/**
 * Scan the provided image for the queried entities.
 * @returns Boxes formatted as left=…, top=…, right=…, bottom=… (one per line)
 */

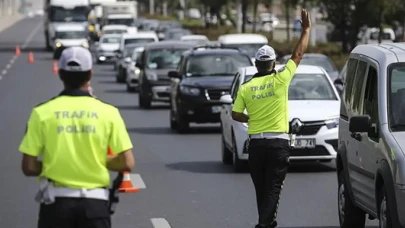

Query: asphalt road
left=0, top=17, right=377, bottom=228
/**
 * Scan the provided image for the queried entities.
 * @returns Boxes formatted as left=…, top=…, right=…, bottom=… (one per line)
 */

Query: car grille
left=205, top=88, right=229, bottom=100
left=289, top=121, right=324, bottom=136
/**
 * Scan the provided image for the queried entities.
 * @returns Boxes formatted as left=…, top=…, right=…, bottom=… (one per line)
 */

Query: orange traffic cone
left=28, top=52, right=34, bottom=63
left=52, top=60, right=58, bottom=74
left=119, top=172, right=139, bottom=193
left=15, top=45, right=20, bottom=56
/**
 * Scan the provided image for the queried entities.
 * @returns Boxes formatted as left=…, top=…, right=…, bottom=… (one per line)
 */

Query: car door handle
left=350, top=133, right=362, bottom=141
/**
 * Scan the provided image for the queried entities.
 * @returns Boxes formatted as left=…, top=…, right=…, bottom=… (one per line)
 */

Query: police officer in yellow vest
left=19, top=46, right=135, bottom=228
left=231, top=9, right=311, bottom=228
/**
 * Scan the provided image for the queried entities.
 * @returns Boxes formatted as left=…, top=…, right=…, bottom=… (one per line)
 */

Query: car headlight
left=325, top=116, right=339, bottom=129
left=180, top=85, right=200, bottom=96
left=55, top=42, right=62, bottom=48
left=146, top=72, right=157, bottom=80
left=134, top=68, right=141, bottom=75
left=81, top=41, right=89, bottom=48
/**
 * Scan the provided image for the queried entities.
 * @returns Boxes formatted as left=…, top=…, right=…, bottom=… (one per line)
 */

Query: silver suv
left=337, top=43, right=405, bottom=228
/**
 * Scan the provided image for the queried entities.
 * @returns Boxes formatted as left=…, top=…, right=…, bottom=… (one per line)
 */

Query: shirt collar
left=252, top=69, right=277, bottom=78
left=59, top=89, right=92, bottom=97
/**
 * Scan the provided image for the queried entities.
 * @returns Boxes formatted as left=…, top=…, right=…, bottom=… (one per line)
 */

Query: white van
left=53, top=23, right=89, bottom=51
left=118, top=32, right=159, bottom=52
left=218, top=33, right=268, bottom=63
left=358, top=27, right=395, bottom=44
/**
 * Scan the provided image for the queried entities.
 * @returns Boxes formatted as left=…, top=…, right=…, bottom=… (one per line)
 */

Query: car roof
left=181, top=35, right=208, bottom=40
left=184, top=48, right=243, bottom=56
left=144, top=41, right=195, bottom=50
left=218, top=33, right=268, bottom=44
left=351, top=43, right=405, bottom=63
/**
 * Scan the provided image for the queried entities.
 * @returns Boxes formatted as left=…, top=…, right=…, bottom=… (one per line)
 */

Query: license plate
left=211, top=106, right=222, bottom=113
left=295, top=139, right=316, bottom=149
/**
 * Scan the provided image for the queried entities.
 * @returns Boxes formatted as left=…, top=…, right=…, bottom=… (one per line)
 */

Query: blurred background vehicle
left=218, top=34, right=268, bottom=63
left=116, top=43, right=144, bottom=83
left=164, top=28, right=192, bottom=41
left=126, top=46, right=145, bottom=92
left=280, top=53, right=340, bottom=81
left=220, top=64, right=340, bottom=172
left=180, top=35, right=209, bottom=45
left=155, top=21, right=182, bottom=40
left=101, top=24, right=129, bottom=35
left=95, top=34, right=121, bottom=64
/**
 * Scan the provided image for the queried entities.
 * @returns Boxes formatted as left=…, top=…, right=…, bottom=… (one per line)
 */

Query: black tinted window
left=390, top=65, right=405, bottom=129
left=124, top=38, right=155, bottom=45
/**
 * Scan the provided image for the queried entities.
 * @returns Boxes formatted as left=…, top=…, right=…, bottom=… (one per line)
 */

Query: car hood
left=99, top=43, right=119, bottom=51
left=288, top=100, right=340, bottom=121
left=146, top=69, right=174, bottom=80
left=56, top=39, right=87, bottom=47
left=181, top=76, right=234, bottom=89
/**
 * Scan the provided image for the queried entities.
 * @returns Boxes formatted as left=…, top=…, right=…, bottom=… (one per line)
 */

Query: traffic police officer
left=19, top=46, right=135, bottom=228
left=231, top=9, right=311, bottom=228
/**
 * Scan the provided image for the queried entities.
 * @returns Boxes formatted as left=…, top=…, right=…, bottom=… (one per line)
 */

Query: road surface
left=0, top=17, right=377, bottom=228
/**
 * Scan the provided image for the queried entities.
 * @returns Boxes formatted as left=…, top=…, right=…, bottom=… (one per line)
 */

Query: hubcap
left=379, top=197, right=387, bottom=228
left=338, top=183, right=346, bottom=224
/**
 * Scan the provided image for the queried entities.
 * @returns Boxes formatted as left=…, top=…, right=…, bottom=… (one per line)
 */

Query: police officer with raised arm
left=19, top=46, right=135, bottom=228
left=231, top=9, right=311, bottom=228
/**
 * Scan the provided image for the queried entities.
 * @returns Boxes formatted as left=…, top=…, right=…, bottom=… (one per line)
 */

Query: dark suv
left=168, top=46, right=254, bottom=133
left=135, top=41, right=196, bottom=108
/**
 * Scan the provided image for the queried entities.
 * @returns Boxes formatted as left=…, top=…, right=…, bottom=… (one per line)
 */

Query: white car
left=218, top=34, right=268, bottom=63
left=101, top=25, right=129, bottom=36
left=126, top=47, right=144, bottom=92
left=95, top=34, right=121, bottom=63
left=118, top=32, right=159, bottom=53
left=53, top=24, right=89, bottom=50
left=220, top=65, right=340, bottom=172
left=180, top=35, right=209, bottom=45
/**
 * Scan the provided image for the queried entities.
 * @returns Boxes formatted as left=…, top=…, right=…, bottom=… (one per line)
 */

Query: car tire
left=176, top=110, right=189, bottom=133
left=170, top=108, right=177, bottom=130
left=232, top=134, right=246, bottom=172
left=221, top=130, right=233, bottom=165
left=378, top=185, right=392, bottom=228
left=138, top=90, right=151, bottom=109
left=338, top=171, right=366, bottom=228
left=126, top=83, right=136, bottom=93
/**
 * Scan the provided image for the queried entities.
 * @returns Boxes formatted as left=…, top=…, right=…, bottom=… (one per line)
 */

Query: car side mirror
left=168, top=71, right=180, bottom=78
left=334, top=78, right=343, bottom=86
left=219, top=94, right=232, bottom=104
left=349, top=115, right=371, bottom=133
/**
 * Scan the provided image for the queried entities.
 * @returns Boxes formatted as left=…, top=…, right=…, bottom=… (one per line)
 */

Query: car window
left=230, top=72, right=240, bottom=99
left=55, top=31, right=86, bottom=39
left=124, top=38, right=156, bottom=45
left=389, top=65, right=405, bottom=129
left=185, top=54, right=252, bottom=76
left=351, top=60, right=368, bottom=113
left=221, top=43, right=265, bottom=57
left=146, top=49, right=187, bottom=69
left=370, top=32, right=392, bottom=40
left=101, top=37, right=120, bottom=43
left=299, top=57, right=336, bottom=72
left=132, top=49, right=143, bottom=60
left=343, top=58, right=358, bottom=105
left=124, top=47, right=138, bottom=58
left=362, top=66, right=378, bottom=136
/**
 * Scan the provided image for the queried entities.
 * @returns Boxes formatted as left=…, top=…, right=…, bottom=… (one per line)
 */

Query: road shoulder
left=0, top=14, right=25, bottom=33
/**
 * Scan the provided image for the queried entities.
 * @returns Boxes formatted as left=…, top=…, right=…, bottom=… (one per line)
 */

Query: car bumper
left=148, top=81, right=171, bottom=102
left=126, top=71, right=140, bottom=88
left=235, top=124, right=338, bottom=161
left=178, top=96, right=225, bottom=123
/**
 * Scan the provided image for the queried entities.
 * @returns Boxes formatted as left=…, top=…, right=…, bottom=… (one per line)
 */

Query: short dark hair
left=255, top=60, right=275, bottom=72
left=59, top=61, right=91, bottom=89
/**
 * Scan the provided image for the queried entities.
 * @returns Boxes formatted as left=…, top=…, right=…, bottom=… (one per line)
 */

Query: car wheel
left=170, top=108, right=177, bottom=130
left=126, top=83, right=135, bottom=93
left=138, top=90, right=151, bottom=109
left=379, top=186, right=392, bottom=228
left=232, top=133, right=246, bottom=172
left=176, top=108, right=189, bottom=133
left=221, top=128, right=233, bottom=165
left=338, top=171, right=366, bottom=228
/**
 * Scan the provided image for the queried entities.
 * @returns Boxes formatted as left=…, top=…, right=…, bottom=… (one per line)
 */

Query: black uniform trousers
left=248, top=138, right=290, bottom=228
left=38, top=197, right=111, bottom=228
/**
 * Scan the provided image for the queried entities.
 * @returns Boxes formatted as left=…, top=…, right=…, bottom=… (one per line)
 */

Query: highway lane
left=0, top=17, right=378, bottom=228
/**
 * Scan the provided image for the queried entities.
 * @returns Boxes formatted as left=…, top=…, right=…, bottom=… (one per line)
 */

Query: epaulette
left=277, top=66, right=286, bottom=73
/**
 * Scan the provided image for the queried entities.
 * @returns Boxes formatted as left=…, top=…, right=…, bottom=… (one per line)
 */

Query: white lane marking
left=151, top=218, right=172, bottom=228
left=0, top=21, right=41, bottom=78
left=130, top=173, right=146, bottom=189
left=22, top=22, right=42, bottom=48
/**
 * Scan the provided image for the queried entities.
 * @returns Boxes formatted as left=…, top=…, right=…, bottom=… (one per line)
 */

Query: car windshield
left=107, top=18, right=134, bottom=26
left=389, top=65, right=405, bottom=128
left=101, top=37, right=120, bottom=43
left=166, top=30, right=191, bottom=40
left=245, top=73, right=337, bottom=100
left=49, top=7, right=88, bottom=22
left=124, top=38, right=155, bottom=45
left=124, top=46, right=139, bottom=57
left=132, top=49, right=143, bottom=60
left=282, top=56, right=336, bottom=72
left=146, top=49, right=186, bottom=69
left=55, top=31, right=86, bottom=39
left=222, top=43, right=265, bottom=57
left=186, top=54, right=252, bottom=77
left=103, top=29, right=126, bottom=35
left=370, top=32, right=391, bottom=40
